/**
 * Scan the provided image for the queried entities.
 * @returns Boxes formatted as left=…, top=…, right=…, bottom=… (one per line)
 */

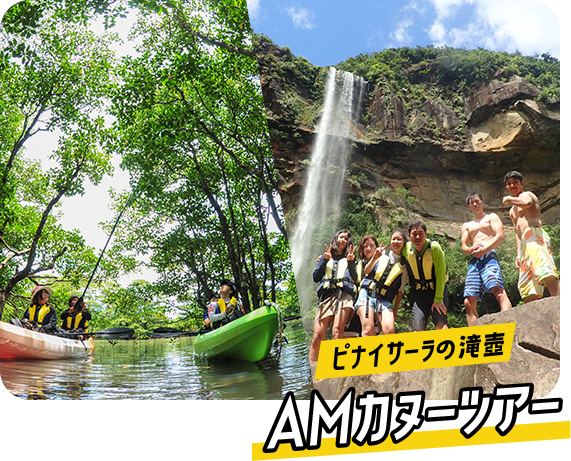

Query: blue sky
left=247, top=0, right=561, bottom=67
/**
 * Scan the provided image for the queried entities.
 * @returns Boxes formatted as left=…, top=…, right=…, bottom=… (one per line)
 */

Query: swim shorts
left=315, top=291, right=353, bottom=323
left=463, top=250, right=505, bottom=300
left=518, top=227, right=559, bottom=299
left=344, top=311, right=362, bottom=337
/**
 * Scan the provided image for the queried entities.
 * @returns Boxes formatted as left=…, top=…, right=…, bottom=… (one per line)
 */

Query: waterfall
left=289, top=67, right=366, bottom=322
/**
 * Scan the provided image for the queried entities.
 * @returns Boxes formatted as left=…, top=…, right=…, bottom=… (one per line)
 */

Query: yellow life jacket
left=64, top=312, right=88, bottom=332
left=217, top=297, right=238, bottom=313
left=322, top=257, right=350, bottom=290
left=372, top=254, right=404, bottom=301
left=28, top=304, right=51, bottom=327
left=357, top=255, right=404, bottom=302
left=212, top=297, right=241, bottom=329
left=405, top=241, right=447, bottom=291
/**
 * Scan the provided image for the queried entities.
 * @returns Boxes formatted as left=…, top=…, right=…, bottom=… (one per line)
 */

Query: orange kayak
left=0, top=320, right=95, bottom=360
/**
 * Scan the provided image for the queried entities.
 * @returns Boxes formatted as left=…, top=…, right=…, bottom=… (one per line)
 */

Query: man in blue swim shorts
left=461, top=193, right=512, bottom=326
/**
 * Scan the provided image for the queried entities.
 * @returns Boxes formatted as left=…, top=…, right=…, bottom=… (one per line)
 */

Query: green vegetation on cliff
left=254, top=34, right=325, bottom=128
left=337, top=46, right=559, bottom=104
left=255, top=34, right=560, bottom=141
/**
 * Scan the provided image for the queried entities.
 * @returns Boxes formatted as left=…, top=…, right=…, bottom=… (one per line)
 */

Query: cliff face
left=256, top=38, right=560, bottom=234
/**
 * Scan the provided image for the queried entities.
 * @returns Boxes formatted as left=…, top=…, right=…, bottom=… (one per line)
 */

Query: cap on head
left=220, top=279, right=236, bottom=295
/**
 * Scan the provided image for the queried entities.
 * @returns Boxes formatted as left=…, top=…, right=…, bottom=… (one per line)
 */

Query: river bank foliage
left=0, top=0, right=298, bottom=335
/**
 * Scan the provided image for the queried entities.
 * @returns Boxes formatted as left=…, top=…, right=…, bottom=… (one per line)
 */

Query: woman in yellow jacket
left=23, top=285, right=58, bottom=334
left=309, top=229, right=357, bottom=362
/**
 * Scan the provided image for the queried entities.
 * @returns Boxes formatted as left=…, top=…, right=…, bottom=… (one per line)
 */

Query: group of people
left=21, top=278, right=245, bottom=337
left=309, top=170, right=560, bottom=362
left=202, top=279, right=246, bottom=331
left=14, top=285, right=91, bottom=336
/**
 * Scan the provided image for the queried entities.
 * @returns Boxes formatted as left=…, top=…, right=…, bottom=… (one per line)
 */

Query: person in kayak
left=61, top=296, right=92, bottom=334
left=23, top=285, right=58, bottom=334
left=201, top=292, right=218, bottom=331
left=207, top=279, right=245, bottom=329
left=309, top=229, right=357, bottom=362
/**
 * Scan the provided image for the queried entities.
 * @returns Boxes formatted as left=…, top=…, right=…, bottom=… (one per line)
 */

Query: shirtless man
left=462, top=193, right=512, bottom=326
left=503, top=171, right=559, bottom=302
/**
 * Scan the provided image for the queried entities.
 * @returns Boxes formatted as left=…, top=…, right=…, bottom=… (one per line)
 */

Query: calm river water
left=0, top=319, right=313, bottom=400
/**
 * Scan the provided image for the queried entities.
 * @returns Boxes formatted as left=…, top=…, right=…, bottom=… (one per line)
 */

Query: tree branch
left=170, top=10, right=254, bottom=58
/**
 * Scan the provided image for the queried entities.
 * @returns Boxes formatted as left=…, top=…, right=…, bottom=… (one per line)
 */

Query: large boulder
left=313, top=296, right=560, bottom=400
left=465, top=74, right=541, bottom=125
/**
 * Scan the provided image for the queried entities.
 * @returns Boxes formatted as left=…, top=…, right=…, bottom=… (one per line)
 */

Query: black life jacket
left=63, top=312, right=88, bottom=332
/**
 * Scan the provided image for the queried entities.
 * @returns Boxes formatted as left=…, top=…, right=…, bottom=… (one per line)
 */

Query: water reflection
left=0, top=320, right=313, bottom=400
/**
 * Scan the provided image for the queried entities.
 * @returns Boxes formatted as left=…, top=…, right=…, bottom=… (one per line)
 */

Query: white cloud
left=285, top=6, right=315, bottom=30
left=402, top=0, right=427, bottom=14
left=428, top=21, right=447, bottom=44
left=474, top=0, right=559, bottom=56
left=425, top=0, right=559, bottom=57
left=430, top=0, right=474, bottom=20
left=391, top=19, right=414, bottom=44
left=388, top=1, right=427, bottom=46
left=246, top=0, right=261, bottom=21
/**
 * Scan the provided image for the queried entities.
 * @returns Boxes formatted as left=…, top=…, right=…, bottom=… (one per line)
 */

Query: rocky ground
left=312, top=296, right=560, bottom=400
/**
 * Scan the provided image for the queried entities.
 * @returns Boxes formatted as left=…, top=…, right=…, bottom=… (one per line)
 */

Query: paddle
left=72, top=187, right=140, bottom=333
left=56, top=327, right=135, bottom=339
left=264, top=301, right=288, bottom=361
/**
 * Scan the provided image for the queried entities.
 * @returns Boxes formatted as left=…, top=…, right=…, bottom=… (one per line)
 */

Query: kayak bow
left=0, top=321, right=95, bottom=360
left=193, top=304, right=279, bottom=362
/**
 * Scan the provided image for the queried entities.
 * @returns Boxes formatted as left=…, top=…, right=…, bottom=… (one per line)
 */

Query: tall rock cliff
left=255, top=36, right=560, bottom=235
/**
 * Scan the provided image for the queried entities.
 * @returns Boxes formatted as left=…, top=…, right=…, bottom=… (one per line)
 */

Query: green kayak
left=193, top=304, right=279, bottom=362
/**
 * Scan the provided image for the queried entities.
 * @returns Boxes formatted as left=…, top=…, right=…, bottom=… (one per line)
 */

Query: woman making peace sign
left=309, top=229, right=358, bottom=362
